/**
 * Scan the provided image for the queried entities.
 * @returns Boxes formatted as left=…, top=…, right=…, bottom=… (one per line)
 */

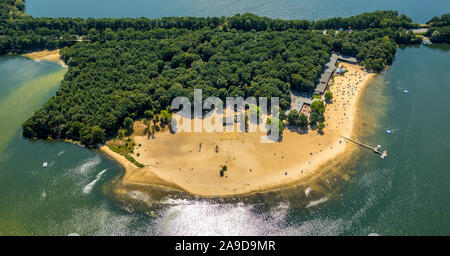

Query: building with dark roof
left=315, top=70, right=333, bottom=94
left=313, top=52, right=359, bottom=95
left=335, top=53, right=358, bottom=64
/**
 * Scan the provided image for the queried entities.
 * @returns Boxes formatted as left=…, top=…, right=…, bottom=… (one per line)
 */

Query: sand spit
left=103, top=63, right=376, bottom=196
left=23, top=49, right=68, bottom=68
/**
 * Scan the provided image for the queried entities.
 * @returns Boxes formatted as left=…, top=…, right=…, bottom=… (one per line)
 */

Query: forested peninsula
left=1, top=0, right=448, bottom=147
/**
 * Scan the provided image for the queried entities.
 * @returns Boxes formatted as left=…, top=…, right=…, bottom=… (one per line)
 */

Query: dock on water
left=340, top=136, right=388, bottom=158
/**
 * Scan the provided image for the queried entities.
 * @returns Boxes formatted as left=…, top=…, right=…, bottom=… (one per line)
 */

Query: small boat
left=380, top=150, right=388, bottom=159
left=404, top=90, right=409, bottom=93
left=423, top=38, right=433, bottom=46
left=386, top=130, right=392, bottom=134
left=42, top=162, right=48, bottom=168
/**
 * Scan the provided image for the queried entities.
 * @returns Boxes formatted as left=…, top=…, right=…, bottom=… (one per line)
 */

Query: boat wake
left=77, top=156, right=101, bottom=175
left=306, top=197, right=328, bottom=208
left=305, top=187, right=312, bottom=197
left=82, top=169, right=108, bottom=194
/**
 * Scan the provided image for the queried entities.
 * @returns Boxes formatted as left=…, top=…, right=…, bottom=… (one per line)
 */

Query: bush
left=287, top=110, right=300, bottom=125
left=159, top=110, right=172, bottom=126
left=318, top=122, right=325, bottom=132
left=325, top=91, right=333, bottom=103
left=144, top=110, right=154, bottom=119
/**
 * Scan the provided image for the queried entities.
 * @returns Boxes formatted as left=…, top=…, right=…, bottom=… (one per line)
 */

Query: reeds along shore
left=105, top=63, right=375, bottom=197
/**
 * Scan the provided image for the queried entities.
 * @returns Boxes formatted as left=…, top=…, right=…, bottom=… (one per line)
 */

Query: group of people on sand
left=328, top=69, right=368, bottom=131
left=171, top=67, right=370, bottom=183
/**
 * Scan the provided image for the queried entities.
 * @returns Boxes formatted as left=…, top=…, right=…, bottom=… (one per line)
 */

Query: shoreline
left=100, top=145, right=186, bottom=192
left=103, top=63, right=376, bottom=197
left=23, top=49, right=68, bottom=68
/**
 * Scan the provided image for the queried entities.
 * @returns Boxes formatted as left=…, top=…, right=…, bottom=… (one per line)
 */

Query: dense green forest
left=0, top=0, right=26, bottom=19
left=427, top=14, right=450, bottom=43
left=22, top=30, right=333, bottom=145
left=0, top=2, right=438, bottom=147
left=1, top=9, right=418, bottom=55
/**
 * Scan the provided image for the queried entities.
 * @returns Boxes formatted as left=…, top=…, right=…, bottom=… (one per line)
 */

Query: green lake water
left=0, top=1, right=449, bottom=235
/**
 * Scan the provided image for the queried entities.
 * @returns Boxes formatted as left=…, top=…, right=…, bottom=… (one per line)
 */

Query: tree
left=287, top=110, right=309, bottom=129
left=298, top=113, right=308, bottom=129
left=144, top=110, right=154, bottom=119
left=159, top=110, right=172, bottom=126
left=430, top=27, right=450, bottom=43
left=66, top=121, right=83, bottom=140
left=325, top=91, right=333, bottom=103
left=309, top=112, right=323, bottom=127
left=279, top=109, right=287, bottom=121
left=266, top=117, right=284, bottom=136
left=291, top=74, right=314, bottom=92
left=16, top=11, right=419, bottom=145
left=123, top=117, right=134, bottom=136
left=22, top=124, right=35, bottom=138
left=311, top=100, right=325, bottom=113
left=91, top=126, right=106, bottom=144
left=153, top=114, right=160, bottom=124
left=287, top=110, right=300, bottom=126
left=79, top=125, right=105, bottom=147
left=318, top=122, right=325, bottom=133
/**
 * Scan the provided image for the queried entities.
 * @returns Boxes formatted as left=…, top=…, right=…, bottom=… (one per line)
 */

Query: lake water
left=27, top=0, right=450, bottom=23
left=0, top=1, right=449, bottom=235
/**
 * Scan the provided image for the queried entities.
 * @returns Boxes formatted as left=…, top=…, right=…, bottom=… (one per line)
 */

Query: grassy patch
left=107, top=138, right=144, bottom=168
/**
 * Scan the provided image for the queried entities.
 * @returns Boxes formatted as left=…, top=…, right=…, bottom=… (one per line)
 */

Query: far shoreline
left=102, top=62, right=378, bottom=197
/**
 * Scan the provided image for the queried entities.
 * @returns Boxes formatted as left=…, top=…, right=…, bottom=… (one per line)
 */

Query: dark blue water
left=27, top=0, right=450, bottom=23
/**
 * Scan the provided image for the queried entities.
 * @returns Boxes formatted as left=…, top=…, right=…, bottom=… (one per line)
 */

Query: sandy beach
left=23, top=49, right=68, bottom=68
left=102, top=63, right=376, bottom=196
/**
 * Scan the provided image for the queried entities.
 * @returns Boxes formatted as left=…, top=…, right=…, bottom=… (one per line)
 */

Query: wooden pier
left=340, top=136, right=383, bottom=154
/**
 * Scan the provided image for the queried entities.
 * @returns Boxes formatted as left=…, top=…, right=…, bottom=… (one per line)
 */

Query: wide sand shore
left=23, top=49, right=68, bottom=68
left=102, top=63, right=376, bottom=196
